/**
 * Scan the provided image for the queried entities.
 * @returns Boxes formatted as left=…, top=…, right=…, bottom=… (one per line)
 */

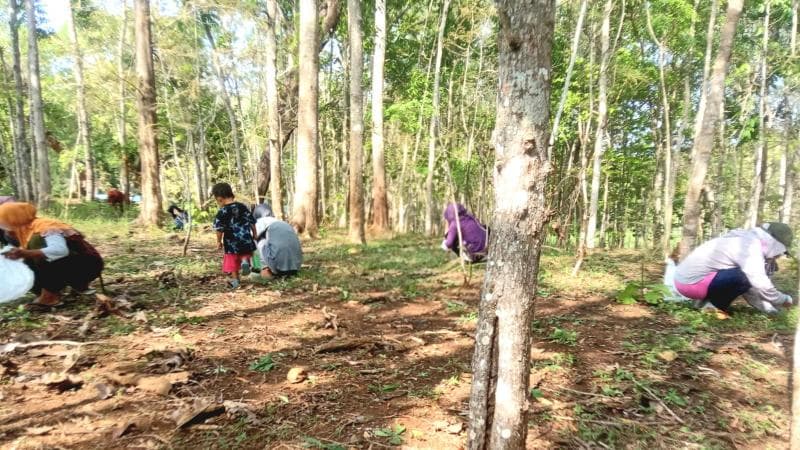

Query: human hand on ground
left=3, top=248, right=29, bottom=260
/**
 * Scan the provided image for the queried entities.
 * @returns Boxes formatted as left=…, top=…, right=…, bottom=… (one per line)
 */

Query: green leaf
left=530, top=388, right=544, bottom=399
left=249, top=354, right=276, bottom=372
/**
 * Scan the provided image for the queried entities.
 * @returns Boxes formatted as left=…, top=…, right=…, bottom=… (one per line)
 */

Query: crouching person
left=252, top=204, right=302, bottom=278
left=0, top=202, right=104, bottom=310
left=674, top=222, right=794, bottom=315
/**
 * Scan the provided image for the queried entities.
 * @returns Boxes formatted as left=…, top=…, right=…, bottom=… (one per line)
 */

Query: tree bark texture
left=467, top=0, right=555, bottom=448
left=291, top=0, right=321, bottom=237
left=25, top=0, right=51, bottom=206
left=424, top=0, right=451, bottom=236
left=347, top=0, right=366, bottom=244
left=66, top=2, right=94, bottom=202
left=134, top=0, right=162, bottom=225
left=370, top=0, right=390, bottom=232
left=678, top=0, right=743, bottom=258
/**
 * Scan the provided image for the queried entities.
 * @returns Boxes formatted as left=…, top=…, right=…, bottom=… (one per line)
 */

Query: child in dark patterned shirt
left=211, top=183, right=257, bottom=289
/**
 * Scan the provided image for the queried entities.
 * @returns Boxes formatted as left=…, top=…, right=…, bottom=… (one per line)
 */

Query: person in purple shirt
left=441, top=203, right=488, bottom=263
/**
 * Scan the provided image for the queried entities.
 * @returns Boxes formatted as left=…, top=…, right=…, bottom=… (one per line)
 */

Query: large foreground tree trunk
left=467, top=0, right=556, bottom=448
left=134, top=0, right=162, bottom=225
left=678, top=0, right=744, bottom=258
left=291, top=0, right=320, bottom=237
left=25, top=0, right=50, bottom=206
left=423, top=0, right=451, bottom=236
left=347, top=0, right=365, bottom=244
left=370, top=0, right=390, bottom=232
left=66, top=2, right=94, bottom=202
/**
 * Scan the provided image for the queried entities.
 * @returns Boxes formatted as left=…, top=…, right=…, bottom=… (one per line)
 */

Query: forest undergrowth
left=0, top=204, right=796, bottom=449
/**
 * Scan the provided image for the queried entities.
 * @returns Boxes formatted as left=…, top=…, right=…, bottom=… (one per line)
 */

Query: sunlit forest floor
left=0, top=203, right=796, bottom=449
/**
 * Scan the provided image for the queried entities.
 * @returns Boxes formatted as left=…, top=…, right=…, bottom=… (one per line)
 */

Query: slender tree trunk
left=599, top=171, right=610, bottom=248
left=645, top=5, right=674, bottom=255
left=749, top=0, right=770, bottom=227
left=5, top=0, right=32, bottom=202
left=467, top=1, right=555, bottom=447
left=792, top=0, right=798, bottom=56
left=347, top=0, right=365, bottom=244
left=25, top=0, right=50, bottom=206
left=548, top=0, right=587, bottom=158
left=291, top=0, right=320, bottom=237
left=781, top=102, right=794, bottom=223
left=266, top=0, right=284, bottom=218
left=424, top=0, right=451, bottom=236
left=203, top=21, right=245, bottom=191
left=118, top=2, right=129, bottom=198
left=586, top=0, right=613, bottom=249
left=134, top=0, right=162, bottom=225
left=66, top=2, right=95, bottom=201
left=678, top=0, right=743, bottom=258
left=370, top=0, right=390, bottom=232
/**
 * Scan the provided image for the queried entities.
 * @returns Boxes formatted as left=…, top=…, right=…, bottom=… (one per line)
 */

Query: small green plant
left=459, top=311, right=478, bottom=324
left=529, top=388, right=544, bottom=399
left=105, top=317, right=136, bottom=335
left=173, top=314, right=206, bottom=325
left=663, top=388, right=688, bottom=407
left=615, top=282, right=640, bottom=304
left=548, top=327, right=578, bottom=346
left=369, top=383, right=400, bottom=393
left=249, top=354, right=276, bottom=372
left=302, top=437, right=345, bottom=450
left=374, top=425, right=406, bottom=445
left=446, top=301, right=468, bottom=314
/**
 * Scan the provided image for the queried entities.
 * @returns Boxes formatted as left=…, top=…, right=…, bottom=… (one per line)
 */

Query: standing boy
left=212, top=183, right=256, bottom=289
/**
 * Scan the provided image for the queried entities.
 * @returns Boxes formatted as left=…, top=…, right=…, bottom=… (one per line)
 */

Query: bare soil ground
left=0, top=217, right=796, bottom=449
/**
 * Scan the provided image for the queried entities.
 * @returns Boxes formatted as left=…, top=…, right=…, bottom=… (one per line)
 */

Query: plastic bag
left=0, top=246, right=34, bottom=303
left=663, top=258, right=690, bottom=303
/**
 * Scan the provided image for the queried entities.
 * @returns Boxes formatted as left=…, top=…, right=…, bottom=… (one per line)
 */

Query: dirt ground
left=0, top=219, right=796, bottom=449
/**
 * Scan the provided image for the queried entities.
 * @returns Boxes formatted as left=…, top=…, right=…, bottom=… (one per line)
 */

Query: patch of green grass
left=533, top=352, right=576, bottom=372
left=369, top=383, right=400, bottom=393
left=173, top=314, right=207, bottom=326
left=548, top=327, right=578, bottom=346
left=104, top=317, right=137, bottom=335
left=302, top=437, right=345, bottom=450
left=0, top=305, right=48, bottom=330
left=445, top=301, right=468, bottom=314
left=249, top=354, right=277, bottom=372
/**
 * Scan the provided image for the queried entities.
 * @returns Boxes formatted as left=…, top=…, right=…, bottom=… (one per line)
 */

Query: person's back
left=443, top=203, right=488, bottom=261
left=256, top=217, right=302, bottom=276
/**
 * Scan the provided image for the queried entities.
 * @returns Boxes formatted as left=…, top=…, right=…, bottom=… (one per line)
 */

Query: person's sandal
left=241, top=261, right=251, bottom=276
left=228, top=279, right=240, bottom=290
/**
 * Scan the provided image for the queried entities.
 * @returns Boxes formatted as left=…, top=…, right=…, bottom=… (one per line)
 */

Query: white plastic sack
left=0, top=247, right=34, bottom=303
left=663, top=258, right=690, bottom=303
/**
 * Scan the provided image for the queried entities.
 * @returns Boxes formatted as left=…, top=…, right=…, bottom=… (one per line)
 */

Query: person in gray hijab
left=251, top=203, right=302, bottom=277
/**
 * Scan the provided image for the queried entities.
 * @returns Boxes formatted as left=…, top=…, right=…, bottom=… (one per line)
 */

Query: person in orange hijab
left=0, top=202, right=104, bottom=310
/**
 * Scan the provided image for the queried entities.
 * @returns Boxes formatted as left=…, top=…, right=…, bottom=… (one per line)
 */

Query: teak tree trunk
left=347, top=0, right=366, bottom=244
left=679, top=0, right=744, bottom=258
left=134, top=0, right=162, bottom=225
left=25, top=0, right=50, bottom=206
left=66, top=2, right=94, bottom=202
left=370, top=0, right=390, bottom=232
left=467, top=0, right=556, bottom=448
left=291, top=0, right=321, bottom=237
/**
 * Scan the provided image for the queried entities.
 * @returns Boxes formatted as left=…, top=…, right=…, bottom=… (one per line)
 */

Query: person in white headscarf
left=674, top=222, right=794, bottom=314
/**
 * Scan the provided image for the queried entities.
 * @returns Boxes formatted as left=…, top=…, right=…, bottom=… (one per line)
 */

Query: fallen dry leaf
left=658, top=350, right=677, bottom=362
left=174, top=399, right=225, bottom=428
left=286, top=367, right=307, bottom=384
left=25, top=426, right=55, bottom=436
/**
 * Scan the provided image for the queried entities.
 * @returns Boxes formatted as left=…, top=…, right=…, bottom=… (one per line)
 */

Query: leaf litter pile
left=0, top=223, right=796, bottom=449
